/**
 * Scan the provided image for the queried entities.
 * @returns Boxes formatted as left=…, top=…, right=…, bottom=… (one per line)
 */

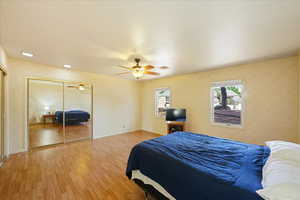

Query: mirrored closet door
left=64, top=83, right=92, bottom=142
left=28, top=80, right=64, bottom=148
left=28, top=79, right=93, bottom=149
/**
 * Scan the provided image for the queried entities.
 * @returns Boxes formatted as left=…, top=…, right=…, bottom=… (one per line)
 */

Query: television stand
left=166, top=121, right=185, bottom=134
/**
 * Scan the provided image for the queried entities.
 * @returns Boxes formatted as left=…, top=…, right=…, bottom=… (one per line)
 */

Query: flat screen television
left=166, top=108, right=186, bottom=122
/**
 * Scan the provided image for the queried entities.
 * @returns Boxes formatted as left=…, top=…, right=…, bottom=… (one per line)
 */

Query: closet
left=27, top=79, right=93, bottom=149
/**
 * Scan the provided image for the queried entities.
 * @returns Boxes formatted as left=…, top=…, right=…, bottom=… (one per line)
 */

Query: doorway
left=27, top=79, right=93, bottom=149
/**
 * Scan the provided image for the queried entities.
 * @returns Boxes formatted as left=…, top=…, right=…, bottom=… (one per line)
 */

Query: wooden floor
left=0, top=131, right=160, bottom=200
left=30, top=121, right=91, bottom=148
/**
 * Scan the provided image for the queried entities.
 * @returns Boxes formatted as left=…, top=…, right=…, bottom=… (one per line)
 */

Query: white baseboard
left=10, top=148, right=27, bottom=155
left=93, top=129, right=140, bottom=140
left=0, top=154, right=12, bottom=167
left=141, top=128, right=164, bottom=135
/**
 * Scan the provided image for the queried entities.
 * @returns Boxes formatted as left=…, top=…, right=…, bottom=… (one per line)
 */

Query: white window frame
left=210, top=80, right=244, bottom=128
left=155, top=87, right=171, bottom=117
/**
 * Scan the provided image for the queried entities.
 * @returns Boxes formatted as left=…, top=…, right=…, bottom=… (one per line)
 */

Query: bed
left=55, top=110, right=90, bottom=124
left=126, top=132, right=270, bottom=200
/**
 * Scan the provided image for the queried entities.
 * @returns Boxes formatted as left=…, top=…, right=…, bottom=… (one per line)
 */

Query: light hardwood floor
left=0, top=131, right=160, bottom=200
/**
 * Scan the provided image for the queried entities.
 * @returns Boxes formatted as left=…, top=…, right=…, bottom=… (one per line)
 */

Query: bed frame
left=133, top=179, right=169, bottom=200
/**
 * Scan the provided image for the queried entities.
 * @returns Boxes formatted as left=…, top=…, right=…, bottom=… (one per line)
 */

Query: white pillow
left=262, top=154, right=300, bottom=188
left=265, top=140, right=300, bottom=164
left=266, top=141, right=300, bottom=153
left=258, top=141, right=300, bottom=199
left=257, top=183, right=300, bottom=200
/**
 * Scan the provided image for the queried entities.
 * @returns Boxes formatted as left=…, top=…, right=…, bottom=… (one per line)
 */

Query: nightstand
left=166, top=121, right=185, bottom=134
left=43, top=114, right=55, bottom=124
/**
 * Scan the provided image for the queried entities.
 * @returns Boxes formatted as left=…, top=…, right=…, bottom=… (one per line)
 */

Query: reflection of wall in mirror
left=28, top=81, right=91, bottom=124
left=64, top=87, right=91, bottom=113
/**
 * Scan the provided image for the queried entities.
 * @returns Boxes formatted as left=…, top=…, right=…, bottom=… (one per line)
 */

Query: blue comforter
left=126, top=132, right=270, bottom=200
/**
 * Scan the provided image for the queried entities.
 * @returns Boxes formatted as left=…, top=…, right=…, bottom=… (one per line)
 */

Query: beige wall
left=6, top=54, right=300, bottom=153
left=8, top=58, right=141, bottom=154
left=141, top=56, right=299, bottom=145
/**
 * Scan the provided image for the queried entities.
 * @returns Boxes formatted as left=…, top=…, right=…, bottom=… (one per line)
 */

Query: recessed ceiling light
left=21, top=51, right=34, bottom=57
left=63, top=64, right=72, bottom=69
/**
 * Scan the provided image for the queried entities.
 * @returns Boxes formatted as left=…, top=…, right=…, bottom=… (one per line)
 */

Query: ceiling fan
left=67, top=83, right=86, bottom=91
left=116, top=58, right=168, bottom=79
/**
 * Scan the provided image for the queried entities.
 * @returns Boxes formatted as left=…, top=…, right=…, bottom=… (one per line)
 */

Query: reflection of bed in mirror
left=55, top=110, right=90, bottom=125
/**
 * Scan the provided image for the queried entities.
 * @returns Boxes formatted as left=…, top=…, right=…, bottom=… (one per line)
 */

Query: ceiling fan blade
left=116, top=65, right=132, bottom=71
left=116, top=72, right=131, bottom=75
left=144, top=71, right=160, bottom=76
left=143, top=65, right=155, bottom=70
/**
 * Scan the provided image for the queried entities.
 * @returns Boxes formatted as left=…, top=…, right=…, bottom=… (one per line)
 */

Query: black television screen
left=166, top=108, right=186, bottom=121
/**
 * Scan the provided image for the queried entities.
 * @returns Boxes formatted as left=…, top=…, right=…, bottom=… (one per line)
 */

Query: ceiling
left=1, top=0, right=300, bottom=80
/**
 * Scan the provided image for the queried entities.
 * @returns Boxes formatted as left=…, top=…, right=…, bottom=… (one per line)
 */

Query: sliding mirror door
left=64, top=83, right=92, bottom=142
left=28, top=80, right=64, bottom=148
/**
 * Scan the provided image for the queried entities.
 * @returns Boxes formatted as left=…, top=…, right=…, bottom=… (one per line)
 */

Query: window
left=211, top=80, right=243, bottom=127
left=155, top=88, right=171, bottom=116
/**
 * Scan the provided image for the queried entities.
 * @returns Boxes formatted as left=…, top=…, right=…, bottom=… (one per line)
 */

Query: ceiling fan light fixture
left=78, top=85, right=85, bottom=90
left=132, top=68, right=144, bottom=79
left=115, top=57, right=163, bottom=79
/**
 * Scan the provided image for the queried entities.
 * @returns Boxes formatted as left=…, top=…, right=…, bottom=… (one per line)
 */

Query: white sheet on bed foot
left=131, top=170, right=176, bottom=200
